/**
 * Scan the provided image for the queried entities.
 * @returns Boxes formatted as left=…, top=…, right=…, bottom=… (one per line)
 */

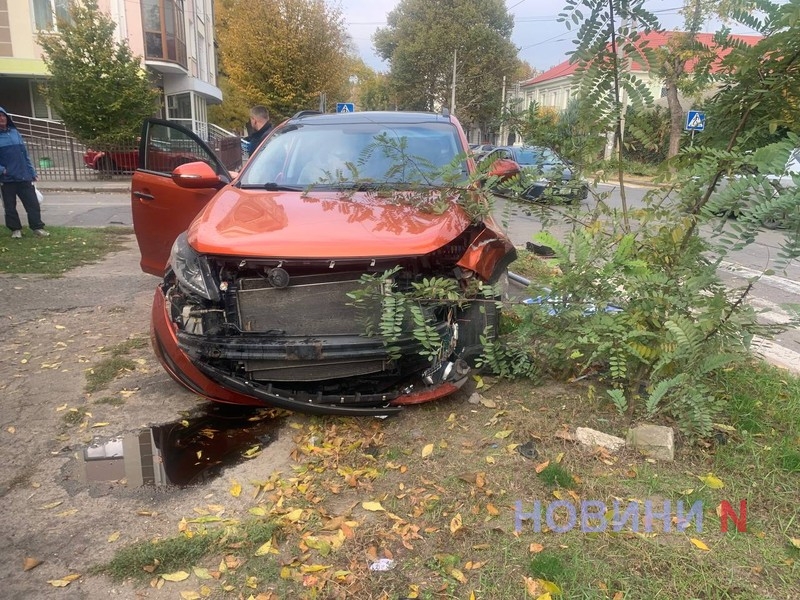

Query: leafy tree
left=37, top=0, right=157, bottom=147
left=214, top=0, right=352, bottom=123
left=373, top=0, right=521, bottom=132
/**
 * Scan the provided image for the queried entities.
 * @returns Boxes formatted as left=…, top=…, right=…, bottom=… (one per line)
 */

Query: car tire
left=97, top=156, right=116, bottom=176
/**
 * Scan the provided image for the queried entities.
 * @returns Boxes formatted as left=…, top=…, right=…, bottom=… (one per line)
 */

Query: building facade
left=0, top=0, right=221, bottom=135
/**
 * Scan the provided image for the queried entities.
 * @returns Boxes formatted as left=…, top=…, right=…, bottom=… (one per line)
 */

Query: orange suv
left=131, top=111, right=517, bottom=415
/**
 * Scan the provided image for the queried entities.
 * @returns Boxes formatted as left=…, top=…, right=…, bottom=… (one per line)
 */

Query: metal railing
left=8, top=113, right=242, bottom=181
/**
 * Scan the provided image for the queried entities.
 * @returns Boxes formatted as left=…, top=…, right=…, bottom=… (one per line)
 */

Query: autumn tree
left=373, top=0, right=521, bottom=133
left=213, top=0, right=352, bottom=125
left=37, top=0, right=157, bottom=147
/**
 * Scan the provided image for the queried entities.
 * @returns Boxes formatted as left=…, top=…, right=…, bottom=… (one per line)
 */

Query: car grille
left=235, top=275, right=374, bottom=336
left=244, top=358, right=387, bottom=382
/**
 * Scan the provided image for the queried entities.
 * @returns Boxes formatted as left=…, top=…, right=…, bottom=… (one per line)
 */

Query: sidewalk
left=35, top=179, right=131, bottom=194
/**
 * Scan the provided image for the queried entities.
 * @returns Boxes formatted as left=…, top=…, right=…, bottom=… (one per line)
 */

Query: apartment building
left=0, top=0, right=221, bottom=135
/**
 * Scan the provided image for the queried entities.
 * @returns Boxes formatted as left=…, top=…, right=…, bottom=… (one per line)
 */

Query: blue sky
left=339, top=0, right=764, bottom=74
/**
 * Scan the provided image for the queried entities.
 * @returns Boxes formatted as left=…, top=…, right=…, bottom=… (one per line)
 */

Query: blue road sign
left=336, top=103, right=355, bottom=113
left=685, top=110, right=706, bottom=131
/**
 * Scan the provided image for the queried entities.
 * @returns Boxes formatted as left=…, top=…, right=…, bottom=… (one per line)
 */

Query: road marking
left=719, top=261, right=800, bottom=296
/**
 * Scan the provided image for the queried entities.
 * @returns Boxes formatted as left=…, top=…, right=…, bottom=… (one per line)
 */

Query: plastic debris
left=369, top=558, right=396, bottom=572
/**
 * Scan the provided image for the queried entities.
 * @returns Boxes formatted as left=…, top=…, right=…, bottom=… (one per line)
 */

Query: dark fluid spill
left=77, top=405, right=283, bottom=487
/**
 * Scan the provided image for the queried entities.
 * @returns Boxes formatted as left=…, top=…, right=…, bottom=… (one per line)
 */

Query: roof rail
left=441, top=107, right=450, bottom=117
left=291, top=110, right=323, bottom=119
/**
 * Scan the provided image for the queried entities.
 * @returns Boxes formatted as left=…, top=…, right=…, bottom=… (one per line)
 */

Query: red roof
left=522, top=31, right=762, bottom=87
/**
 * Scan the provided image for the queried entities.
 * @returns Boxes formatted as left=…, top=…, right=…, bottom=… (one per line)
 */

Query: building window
left=31, top=0, right=70, bottom=31
left=30, top=80, right=60, bottom=120
left=141, top=0, right=187, bottom=68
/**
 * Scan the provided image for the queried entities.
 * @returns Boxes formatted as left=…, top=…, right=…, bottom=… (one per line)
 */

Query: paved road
left=36, top=185, right=800, bottom=372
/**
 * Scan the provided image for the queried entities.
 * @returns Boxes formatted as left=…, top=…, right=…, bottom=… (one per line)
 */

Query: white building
left=0, top=0, right=222, bottom=134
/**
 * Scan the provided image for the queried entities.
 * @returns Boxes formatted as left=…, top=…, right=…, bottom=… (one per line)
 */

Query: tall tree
left=37, top=0, right=158, bottom=147
left=214, top=0, right=352, bottom=123
left=373, top=0, right=521, bottom=132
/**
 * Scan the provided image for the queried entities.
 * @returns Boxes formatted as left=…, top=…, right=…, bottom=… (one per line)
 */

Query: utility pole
left=499, top=75, right=507, bottom=145
left=451, top=49, right=457, bottom=113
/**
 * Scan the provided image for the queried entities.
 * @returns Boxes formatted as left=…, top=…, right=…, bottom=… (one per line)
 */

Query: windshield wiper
left=239, top=182, right=305, bottom=191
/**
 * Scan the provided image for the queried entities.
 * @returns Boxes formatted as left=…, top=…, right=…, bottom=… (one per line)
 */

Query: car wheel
left=97, top=156, right=117, bottom=175
left=761, top=214, right=785, bottom=229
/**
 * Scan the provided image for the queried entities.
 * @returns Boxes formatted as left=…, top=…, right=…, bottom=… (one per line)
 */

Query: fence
left=9, top=114, right=242, bottom=182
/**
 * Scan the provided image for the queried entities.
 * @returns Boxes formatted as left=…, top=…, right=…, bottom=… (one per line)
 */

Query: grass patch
left=92, top=396, right=126, bottom=407
left=62, top=406, right=90, bottom=427
left=85, top=335, right=148, bottom=393
left=537, top=463, right=577, bottom=489
left=0, top=226, right=131, bottom=275
left=85, top=356, right=136, bottom=393
left=94, top=531, right=221, bottom=581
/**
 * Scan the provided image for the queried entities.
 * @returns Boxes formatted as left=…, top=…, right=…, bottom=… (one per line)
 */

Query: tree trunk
left=666, top=78, right=684, bottom=158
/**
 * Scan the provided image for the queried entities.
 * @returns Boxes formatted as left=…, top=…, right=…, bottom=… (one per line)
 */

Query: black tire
left=97, top=156, right=116, bottom=175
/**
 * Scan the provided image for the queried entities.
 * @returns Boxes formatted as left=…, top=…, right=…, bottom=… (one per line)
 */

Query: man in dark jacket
left=244, top=105, right=273, bottom=155
left=0, top=107, right=48, bottom=238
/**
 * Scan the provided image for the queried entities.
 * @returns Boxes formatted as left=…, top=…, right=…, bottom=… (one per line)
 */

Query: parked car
left=85, top=139, right=197, bottom=173
left=481, top=145, right=588, bottom=203
left=131, top=112, right=517, bottom=415
left=83, top=147, right=139, bottom=172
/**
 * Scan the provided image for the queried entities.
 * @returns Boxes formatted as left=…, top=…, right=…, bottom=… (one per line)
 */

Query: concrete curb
left=35, top=184, right=130, bottom=194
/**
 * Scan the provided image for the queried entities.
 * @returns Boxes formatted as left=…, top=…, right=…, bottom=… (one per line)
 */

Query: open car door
left=131, top=119, right=231, bottom=276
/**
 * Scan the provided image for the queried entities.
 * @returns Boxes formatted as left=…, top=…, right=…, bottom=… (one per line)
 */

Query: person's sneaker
left=11, top=230, right=22, bottom=239
left=33, top=229, right=50, bottom=237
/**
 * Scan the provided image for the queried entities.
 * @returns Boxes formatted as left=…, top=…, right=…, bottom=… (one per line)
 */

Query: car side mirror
left=486, top=158, right=521, bottom=181
left=171, top=161, right=226, bottom=189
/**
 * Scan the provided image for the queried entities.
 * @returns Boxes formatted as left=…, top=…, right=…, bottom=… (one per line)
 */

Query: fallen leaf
left=538, top=579, right=561, bottom=594
left=790, top=538, right=800, bottom=549
left=495, top=430, right=513, bottom=439
left=254, top=540, right=279, bottom=556
left=422, top=443, right=434, bottom=458
left=450, top=513, right=463, bottom=535
left=23, top=557, right=42, bottom=571
left=450, top=568, right=467, bottom=583
left=690, top=538, right=710, bottom=551
left=47, top=573, right=80, bottom=587
left=7, top=426, right=15, bottom=434
left=698, top=473, right=724, bottom=489
left=529, top=543, right=544, bottom=553
left=534, top=460, right=550, bottom=474
left=193, top=566, right=212, bottom=579
left=362, top=501, right=385, bottom=512
left=161, top=571, right=191, bottom=582
left=180, top=592, right=202, bottom=600
left=230, top=481, right=242, bottom=497
left=39, top=501, right=63, bottom=510
left=91, top=422, right=110, bottom=428
left=480, top=397, right=497, bottom=408
left=486, top=503, right=500, bottom=516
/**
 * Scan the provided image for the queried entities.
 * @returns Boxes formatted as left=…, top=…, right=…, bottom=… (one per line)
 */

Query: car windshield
left=514, top=147, right=563, bottom=168
left=239, top=120, right=466, bottom=188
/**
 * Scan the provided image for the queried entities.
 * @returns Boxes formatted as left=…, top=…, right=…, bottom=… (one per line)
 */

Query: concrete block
left=626, top=424, right=675, bottom=461
left=574, top=427, right=626, bottom=452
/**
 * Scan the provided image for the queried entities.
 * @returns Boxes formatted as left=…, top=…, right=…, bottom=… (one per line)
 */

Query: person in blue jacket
left=0, top=107, right=48, bottom=238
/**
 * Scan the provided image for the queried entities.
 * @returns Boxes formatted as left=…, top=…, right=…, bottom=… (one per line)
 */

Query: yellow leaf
left=538, top=579, right=561, bottom=594
left=449, top=568, right=467, bottom=583
left=529, top=542, right=544, bottom=553
left=254, top=540, right=278, bottom=556
left=107, top=531, right=120, bottom=543
left=180, top=592, right=202, bottom=600
left=299, top=564, right=330, bottom=573
left=362, top=501, right=385, bottom=512
left=55, top=403, right=68, bottom=412
left=230, top=481, right=242, bottom=497
left=90, top=422, right=110, bottom=428
left=284, top=508, right=304, bottom=522
left=39, top=501, right=63, bottom=510
left=495, top=430, right=513, bottom=439
left=422, top=443, right=434, bottom=458
left=535, top=461, right=550, bottom=474
left=55, top=324, right=66, bottom=329
left=486, top=503, right=500, bottom=516
left=473, top=374, right=484, bottom=389
left=450, top=513, right=463, bottom=534
left=161, top=571, right=191, bottom=582
left=789, top=538, right=800, bottom=549
left=690, top=538, right=710, bottom=551
left=698, top=473, right=724, bottom=489
left=48, top=573, right=80, bottom=587
left=536, top=594, right=552, bottom=600
left=192, top=567, right=212, bottom=579
left=6, top=426, right=15, bottom=434
left=555, top=452, right=564, bottom=464
left=485, top=456, right=495, bottom=465
left=196, top=451, right=202, bottom=459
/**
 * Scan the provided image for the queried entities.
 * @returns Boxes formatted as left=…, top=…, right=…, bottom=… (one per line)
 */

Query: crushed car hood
left=188, top=188, right=474, bottom=258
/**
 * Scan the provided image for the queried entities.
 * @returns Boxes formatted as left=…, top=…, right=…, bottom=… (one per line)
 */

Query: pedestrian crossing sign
left=685, top=110, right=706, bottom=131
left=336, top=103, right=355, bottom=113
